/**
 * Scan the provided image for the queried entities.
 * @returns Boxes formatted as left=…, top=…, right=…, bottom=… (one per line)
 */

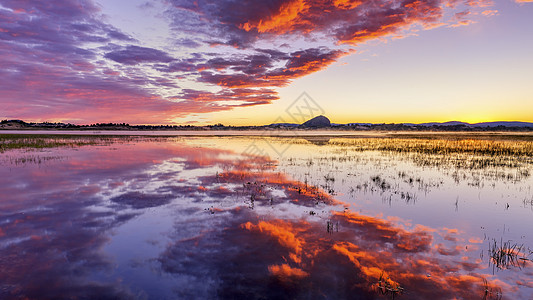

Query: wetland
left=0, top=132, right=532, bottom=299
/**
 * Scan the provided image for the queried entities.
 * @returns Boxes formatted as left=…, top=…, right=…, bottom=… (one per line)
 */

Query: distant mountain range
left=272, top=119, right=533, bottom=128
left=409, top=121, right=533, bottom=128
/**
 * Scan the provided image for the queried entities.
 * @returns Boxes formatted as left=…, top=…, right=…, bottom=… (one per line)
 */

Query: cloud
left=195, top=47, right=345, bottom=89
left=464, top=0, right=494, bottom=7
left=180, top=87, right=278, bottom=103
left=449, top=10, right=476, bottom=27
left=0, top=0, right=497, bottom=123
left=268, top=264, right=309, bottom=278
left=104, top=45, right=175, bottom=65
left=167, top=0, right=481, bottom=46
left=0, top=1, right=279, bottom=123
left=240, top=0, right=310, bottom=34
left=481, top=9, right=498, bottom=16
left=268, top=48, right=346, bottom=79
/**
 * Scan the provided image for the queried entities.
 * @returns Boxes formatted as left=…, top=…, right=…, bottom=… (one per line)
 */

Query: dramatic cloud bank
left=0, top=0, right=505, bottom=123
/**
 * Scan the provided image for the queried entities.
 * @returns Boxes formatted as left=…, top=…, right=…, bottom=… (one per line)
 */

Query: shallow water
left=0, top=135, right=532, bottom=299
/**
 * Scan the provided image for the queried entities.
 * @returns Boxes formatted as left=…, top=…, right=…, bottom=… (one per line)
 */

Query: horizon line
left=2, top=118, right=533, bottom=127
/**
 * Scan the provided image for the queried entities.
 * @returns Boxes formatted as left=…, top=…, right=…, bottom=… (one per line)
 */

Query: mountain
left=397, top=121, right=533, bottom=128
left=301, top=115, right=331, bottom=128
left=470, top=121, right=533, bottom=128
left=416, top=121, right=468, bottom=126
left=416, top=121, right=533, bottom=128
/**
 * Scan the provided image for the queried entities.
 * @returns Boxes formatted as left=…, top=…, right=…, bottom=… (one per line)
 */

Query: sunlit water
left=0, top=134, right=532, bottom=299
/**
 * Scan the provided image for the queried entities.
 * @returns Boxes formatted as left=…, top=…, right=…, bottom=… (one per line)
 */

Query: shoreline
left=1, top=130, right=533, bottom=139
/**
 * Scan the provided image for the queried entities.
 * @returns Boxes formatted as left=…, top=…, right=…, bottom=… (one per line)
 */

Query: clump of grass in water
left=326, top=219, right=338, bottom=234
left=523, top=196, right=533, bottom=210
left=5, top=155, right=62, bottom=165
left=373, top=272, right=404, bottom=299
left=322, top=174, right=336, bottom=195
left=488, top=238, right=532, bottom=273
left=482, top=278, right=502, bottom=300
left=371, top=175, right=391, bottom=191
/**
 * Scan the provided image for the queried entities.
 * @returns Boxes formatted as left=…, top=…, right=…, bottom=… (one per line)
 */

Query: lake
left=1, top=133, right=532, bottom=299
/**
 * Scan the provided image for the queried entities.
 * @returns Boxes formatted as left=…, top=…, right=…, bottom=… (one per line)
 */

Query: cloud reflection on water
left=0, top=136, right=529, bottom=299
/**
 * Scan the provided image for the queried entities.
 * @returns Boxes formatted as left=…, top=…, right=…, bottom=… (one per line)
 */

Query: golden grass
left=328, top=138, right=533, bottom=157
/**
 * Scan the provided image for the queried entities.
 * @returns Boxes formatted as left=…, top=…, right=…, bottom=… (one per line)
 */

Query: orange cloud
left=242, top=221, right=305, bottom=262
left=465, top=0, right=494, bottom=7
left=482, top=9, right=498, bottom=16
left=241, top=0, right=309, bottom=33
left=238, top=212, right=508, bottom=299
left=333, top=0, right=362, bottom=10
left=332, top=241, right=394, bottom=281
left=468, top=237, right=484, bottom=244
left=268, top=264, right=309, bottom=278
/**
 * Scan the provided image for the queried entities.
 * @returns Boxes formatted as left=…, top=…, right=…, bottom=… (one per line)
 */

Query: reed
left=0, top=134, right=120, bottom=152
left=329, top=137, right=533, bottom=157
left=488, top=238, right=531, bottom=272
left=482, top=278, right=502, bottom=300
left=374, top=272, right=404, bottom=299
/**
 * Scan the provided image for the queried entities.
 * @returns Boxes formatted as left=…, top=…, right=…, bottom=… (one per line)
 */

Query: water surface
left=0, top=134, right=532, bottom=299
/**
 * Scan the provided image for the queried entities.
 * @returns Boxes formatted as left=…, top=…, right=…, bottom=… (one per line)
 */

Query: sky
left=0, top=0, right=532, bottom=125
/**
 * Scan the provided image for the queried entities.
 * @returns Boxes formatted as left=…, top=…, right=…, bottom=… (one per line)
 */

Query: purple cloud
left=104, top=45, right=175, bottom=65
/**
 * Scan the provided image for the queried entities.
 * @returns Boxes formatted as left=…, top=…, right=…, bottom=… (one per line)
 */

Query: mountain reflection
left=0, top=137, right=526, bottom=299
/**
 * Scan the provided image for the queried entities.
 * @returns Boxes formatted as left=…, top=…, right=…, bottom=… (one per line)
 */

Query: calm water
left=0, top=134, right=532, bottom=299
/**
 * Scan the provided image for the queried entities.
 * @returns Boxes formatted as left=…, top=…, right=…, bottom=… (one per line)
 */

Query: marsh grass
left=374, top=272, right=404, bottom=299
left=329, top=136, right=533, bottom=156
left=0, top=134, right=113, bottom=152
left=326, top=219, right=338, bottom=234
left=523, top=196, right=533, bottom=210
left=315, top=137, right=533, bottom=183
left=488, top=238, right=532, bottom=273
left=322, top=174, right=336, bottom=195
left=285, top=147, right=529, bottom=204
left=0, top=134, right=171, bottom=153
left=0, top=135, right=167, bottom=166
left=330, top=137, right=533, bottom=163
left=3, top=154, right=63, bottom=165
left=482, top=278, right=502, bottom=300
